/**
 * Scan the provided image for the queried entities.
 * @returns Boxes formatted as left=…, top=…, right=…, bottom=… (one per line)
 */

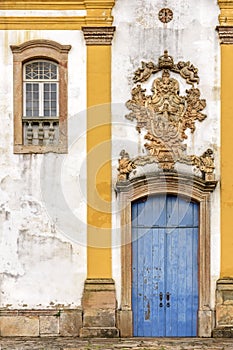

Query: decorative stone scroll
left=117, top=50, right=215, bottom=182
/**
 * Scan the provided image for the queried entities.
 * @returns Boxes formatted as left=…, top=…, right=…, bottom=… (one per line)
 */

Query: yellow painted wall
left=221, top=44, right=233, bottom=277
left=86, top=46, right=112, bottom=278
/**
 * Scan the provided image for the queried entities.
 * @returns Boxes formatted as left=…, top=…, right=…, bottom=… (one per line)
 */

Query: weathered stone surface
left=1, top=337, right=233, bottom=349
left=0, top=316, right=39, bottom=336
left=59, top=309, right=82, bottom=336
left=39, top=316, right=59, bottom=336
left=82, top=291, right=116, bottom=309
left=81, top=279, right=119, bottom=338
left=79, top=327, right=119, bottom=338
left=83, top=311, right=115, bottom=327
left=198, top=310, right=213, bottom=337
left=117, top=310, right=133, bottom=337
left=215, top=278, right=233, bottom=332
left=216, top=305, right=233, bottom=326
left=213, top=327, right=233, bottom=338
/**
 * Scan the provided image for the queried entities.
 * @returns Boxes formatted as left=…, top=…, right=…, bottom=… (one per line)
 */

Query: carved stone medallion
left=117, top=50, right=215, bottom=182
left=158, top=8, right=173, bottom=23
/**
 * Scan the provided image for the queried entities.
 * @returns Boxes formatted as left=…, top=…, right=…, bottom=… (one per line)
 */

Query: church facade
left=0, top=0, right=232, bottom=338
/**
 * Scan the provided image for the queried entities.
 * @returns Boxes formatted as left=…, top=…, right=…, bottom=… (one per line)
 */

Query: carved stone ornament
left=82, top=26, right=115, bottom=46
left=158, top=8, right=173, bottom=23
left=217, top=26, right=233, bottom=44
left=117, top=50, right=215, bottom=182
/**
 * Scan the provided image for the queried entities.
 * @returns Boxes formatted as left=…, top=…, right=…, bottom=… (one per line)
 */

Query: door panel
left=132, top=195, right=199, bottom=337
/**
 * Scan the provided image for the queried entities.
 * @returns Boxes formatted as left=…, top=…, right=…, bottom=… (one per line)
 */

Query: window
left=23, top=60, right=59, bottom=146
left=11, top=40, right=71, bottom=153
left=24, top=60, right=59, bottom=117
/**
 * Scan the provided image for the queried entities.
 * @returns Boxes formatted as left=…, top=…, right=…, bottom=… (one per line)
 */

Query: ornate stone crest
left=117, top=50, right=215, bottom=182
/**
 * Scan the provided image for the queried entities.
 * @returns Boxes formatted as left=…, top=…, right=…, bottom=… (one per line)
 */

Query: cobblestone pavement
left=0, top=337, right=233, bottom=350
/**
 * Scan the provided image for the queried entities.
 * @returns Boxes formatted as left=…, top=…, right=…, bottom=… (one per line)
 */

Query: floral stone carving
left=117, top=50, right=215, bottom=182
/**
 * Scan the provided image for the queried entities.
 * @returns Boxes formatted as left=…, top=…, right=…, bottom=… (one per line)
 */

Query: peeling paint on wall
left=0, top=30, right=87, bottom=309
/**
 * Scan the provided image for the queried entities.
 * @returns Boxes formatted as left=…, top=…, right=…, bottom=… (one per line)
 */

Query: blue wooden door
left=132, top=194, right=199, bottom=337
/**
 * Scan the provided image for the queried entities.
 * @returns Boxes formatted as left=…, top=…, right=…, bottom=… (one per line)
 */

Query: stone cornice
left=84, top=0, right=115, bottom=9
left=218, top=0, right=233, bottom=25
left=0, top=0, right=115, bottom=29
left=82, top=26, right=115, bottom=45
left=0, top=16, right=115, bottom=30
left=217, top=26, right=233, bottom=44
left=0, top=0, right=115, bottom=10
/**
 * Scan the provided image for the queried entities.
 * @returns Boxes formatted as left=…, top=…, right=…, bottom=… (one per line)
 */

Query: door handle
left=159, top=292, right=163, bottom=307
left=166, top=292, right=171, bottom=307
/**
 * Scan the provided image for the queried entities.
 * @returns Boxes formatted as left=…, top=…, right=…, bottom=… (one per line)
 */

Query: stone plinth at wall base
left=214, top=278, right=233, bottom=337
left=80, top=327, right=119, bottom=338
left=60, top=309, right=82, bottom=336
left=0, top=309, right=82, bottom=337
left=213, top=327, right=233, bottom=338
left=198, top=310, right=213, bottom=337
left=80, top=278, right=119, bottom=338
left=0, top=316, right=39, bottom=336
left=117, top=310, right=133, bottom=337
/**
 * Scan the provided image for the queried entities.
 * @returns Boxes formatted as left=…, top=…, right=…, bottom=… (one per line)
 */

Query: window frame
left=11, top=39, right=71, bottom=153
left=23, top=60, right=59, bottom=118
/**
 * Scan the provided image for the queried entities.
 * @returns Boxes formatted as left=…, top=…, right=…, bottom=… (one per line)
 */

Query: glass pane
left=26, top=92, right=32, bottom=100
left=44, top=84, right=49, bottom=92
left=27, top=102, right=32, bottom=108
left=34, top=84, right=39, bottom=91
left=51, top=92, right=56, bottom=100
left=44, top=91, right=50, bottom=99
left=51, top=110, right=56, bottom=117
left=26, top=84, right=32, bottom=92
left=51, top=83, right=57, bottom=91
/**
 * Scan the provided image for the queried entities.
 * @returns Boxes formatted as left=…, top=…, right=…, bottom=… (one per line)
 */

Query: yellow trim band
left=220, top=44, right=233, bottom=277
left=0, top=16, right=114, bottom=30
left=0, top=0, right=115, bottom=10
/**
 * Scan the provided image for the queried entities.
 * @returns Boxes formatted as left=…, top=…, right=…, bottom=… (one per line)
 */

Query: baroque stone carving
left=117, top=150, right=137, bottom=182
left=118, top=50, right=215, bottom=181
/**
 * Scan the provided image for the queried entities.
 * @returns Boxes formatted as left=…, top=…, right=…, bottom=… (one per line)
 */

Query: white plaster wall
left=111, top=0, right=220, bottom=309
left=0, top=30, right=87, bottom=308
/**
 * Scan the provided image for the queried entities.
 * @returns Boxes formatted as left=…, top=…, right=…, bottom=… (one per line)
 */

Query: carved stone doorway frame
left=116, top=172, right=217, bottom=337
